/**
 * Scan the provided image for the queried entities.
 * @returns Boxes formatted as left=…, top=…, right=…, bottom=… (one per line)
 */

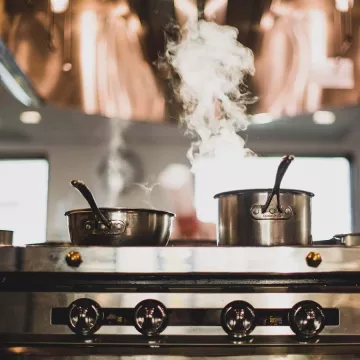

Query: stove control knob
left=288, top=300, right=325, bottom=339
left=134, top=299, right=169, bottom=336
left=67, top=298, right=103, bottom=336
left=221, top=301, right=256, bottom=338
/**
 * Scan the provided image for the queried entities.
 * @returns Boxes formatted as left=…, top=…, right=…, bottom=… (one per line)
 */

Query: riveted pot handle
left=85, top=220, right=127, bottom=235
left=251, top=204, right=293, bottom=220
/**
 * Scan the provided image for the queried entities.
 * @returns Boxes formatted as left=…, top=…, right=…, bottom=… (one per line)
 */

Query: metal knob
left=133, top=299, right=169, bottom=336
left=288, top=300, right=325, bottom=339
left=66, top=251, right=83, bottom=268
left=221, top=301, right=256, bottom=338
left=306, top=252, right=322, bottom=268
left=67, top=298, right=103, bottom=336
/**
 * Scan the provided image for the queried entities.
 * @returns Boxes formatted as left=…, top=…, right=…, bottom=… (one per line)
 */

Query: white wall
left=0, top=123, right=359, bottom=242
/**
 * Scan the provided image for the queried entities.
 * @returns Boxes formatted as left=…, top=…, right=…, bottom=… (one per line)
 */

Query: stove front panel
left=20, top=246, right=360, bottom=273
left=0, top=292, right=356, bottom=336
left=0, top=245, right=359, bottom=273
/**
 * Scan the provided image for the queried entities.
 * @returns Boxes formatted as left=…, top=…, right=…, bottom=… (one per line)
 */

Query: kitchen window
left=0, top=158, right=49, bottom=246
left=194, top=156, right=352, bottom=241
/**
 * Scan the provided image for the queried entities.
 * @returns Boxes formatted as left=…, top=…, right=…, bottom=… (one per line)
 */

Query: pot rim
left=214, top=188, right=314, bottom=199
left=334, top=233, right=360, bottom=237
left=26, top=241, right=72, bottom=247
left=64, top=207, right=175, bottom=217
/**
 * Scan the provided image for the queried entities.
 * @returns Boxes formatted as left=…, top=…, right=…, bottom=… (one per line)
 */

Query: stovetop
left=1, top=243, right=360, bottom=358
left=0, top=242, right=357, bottom=273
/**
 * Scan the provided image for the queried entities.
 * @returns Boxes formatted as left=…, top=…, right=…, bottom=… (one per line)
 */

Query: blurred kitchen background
left=0, top=0, right=358, bottom=245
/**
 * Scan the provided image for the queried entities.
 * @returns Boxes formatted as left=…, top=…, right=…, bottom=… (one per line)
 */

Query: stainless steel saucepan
left=316, top=233, right=360, bottom=246
left=65, top=180, right=175, bottom=246
left=214, top=155, right=314, bottom=246
left=333, top=233, right=360, bottom=246
left=0, top=230, right=13, bottom=246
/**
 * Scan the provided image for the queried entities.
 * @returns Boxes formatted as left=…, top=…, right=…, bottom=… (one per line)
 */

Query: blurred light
left=174, top=0, right=198, bottom=26
left=309, top=10, right=327, bottom=63
left=50, top=0, right=69, bottom=13
left=20, top=111, right=42, bottom=124
left=251, top=113, right=274, bottom=125
left=260, top=13, right=275, bottom=31
left=307, top=10, right=327, bottom=113
left=62, top=62, right=72, bottom=72
left=306, top=82, right=322, bottom=112
left=204, top=0, right=227, bottom=19
left=127, top=15, right=141, bottom=33
left=0, top=63, right=33, bottom=106
left=335, top=0, right=354, bottom=12
left=271, top=3, right=291, bottom=16
left=8, top=347, right=28, bottom=354
left=79, top=10, right=98, bottom=114
left=113, top=3, right=130, bottom=17
left=159, top=164, right=191, bottom=190
left=174, top=0, right=197, bottom=17
left=313, top=111, right=336, bottom=125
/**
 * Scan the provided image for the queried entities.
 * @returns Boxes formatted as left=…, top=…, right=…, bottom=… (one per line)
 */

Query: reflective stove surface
left=1, top=243, right=360, bottom=359
left=0, top=243, right=357, bottom=273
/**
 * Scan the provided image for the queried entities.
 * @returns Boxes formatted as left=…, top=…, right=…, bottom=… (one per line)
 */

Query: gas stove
left=1, top=243, right=360, bottom=359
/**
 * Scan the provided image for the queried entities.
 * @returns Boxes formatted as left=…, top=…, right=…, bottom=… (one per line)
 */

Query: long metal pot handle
left=70, top=180, right=111, bottom=228
left=261, top=155, right=294, bottom=213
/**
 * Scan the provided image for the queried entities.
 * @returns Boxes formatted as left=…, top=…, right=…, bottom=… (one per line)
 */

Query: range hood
left=0, top=0, right=359, bottom=123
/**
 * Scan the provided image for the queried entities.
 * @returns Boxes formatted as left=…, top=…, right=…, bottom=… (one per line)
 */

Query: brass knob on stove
left=133, top=299, right=169, bottom=336
left=306, top=252, right=322, bottom=268
left=66, top=251, right=83, bottom=268
left=67, top=298, right=103, bottom=336
left=221, top=301, right=256, bottom=338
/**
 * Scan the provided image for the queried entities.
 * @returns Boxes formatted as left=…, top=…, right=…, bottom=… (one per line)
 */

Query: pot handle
left=70, top=180, right=111, bottom=228
left=251, top=204, right=293, bottom=220
left=262, top=155, right=294, bottom=213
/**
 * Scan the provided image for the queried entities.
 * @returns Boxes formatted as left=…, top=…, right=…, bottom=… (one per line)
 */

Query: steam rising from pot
left=104, top=118, right=131, bottom=206
left=133, top=181, right=160, bottom=209
left=161, top=20, right=257, bottom=170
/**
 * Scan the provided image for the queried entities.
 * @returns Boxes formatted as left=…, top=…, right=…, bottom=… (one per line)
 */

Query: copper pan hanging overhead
left=0, top=0, right=166, bottom=122
left=1, top=0, right=360, bottom=123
